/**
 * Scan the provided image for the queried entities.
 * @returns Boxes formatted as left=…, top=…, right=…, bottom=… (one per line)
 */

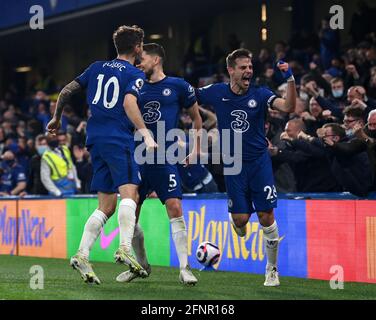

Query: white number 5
left=169, top=174, right=177, bottom=188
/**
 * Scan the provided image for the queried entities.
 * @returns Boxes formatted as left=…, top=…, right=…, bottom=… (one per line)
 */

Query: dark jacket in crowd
left=326, top=138, right=374, bottom=196
left=27, top=154, right=48, bottom=195
left=272, top=139, right=340, bottom=192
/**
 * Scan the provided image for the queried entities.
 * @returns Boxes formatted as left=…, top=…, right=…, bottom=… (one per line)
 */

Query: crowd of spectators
left=0, top=9, right=376, bottom=197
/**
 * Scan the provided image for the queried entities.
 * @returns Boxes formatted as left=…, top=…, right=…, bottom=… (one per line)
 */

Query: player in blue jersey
left=47, top=25, right=157, bottom=284
left=115, top=43, right=202, bottom=285
left=196, top=49, right=296, bottom=286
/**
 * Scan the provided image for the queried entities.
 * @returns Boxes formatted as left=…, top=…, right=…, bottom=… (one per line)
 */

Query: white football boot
left=264, top=266, right=280, bottom=287
left=70, top=254, right=101, bottom=285
left=116, top=264, right=151, bottom=283
left=179, top=265, right=198, bottom=286
left=114, top=247, right=148, bottom=277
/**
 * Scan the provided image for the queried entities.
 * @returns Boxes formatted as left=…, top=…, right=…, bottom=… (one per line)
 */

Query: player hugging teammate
left=49, top=23, right=296, bottom=287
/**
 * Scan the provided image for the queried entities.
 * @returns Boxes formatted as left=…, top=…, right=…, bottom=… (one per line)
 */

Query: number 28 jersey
left=196, top=83, right=277, bottom=162
left=75, top=58, right=145, bottom=147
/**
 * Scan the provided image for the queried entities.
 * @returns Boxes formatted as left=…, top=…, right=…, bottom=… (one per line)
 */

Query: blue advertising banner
left=170, top=199, right=307, bottom=278
left=0, top=0, right=111, bottom=29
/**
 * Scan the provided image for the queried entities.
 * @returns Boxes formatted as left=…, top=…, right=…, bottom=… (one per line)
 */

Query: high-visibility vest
left=42, top=146, right=74, bottom=181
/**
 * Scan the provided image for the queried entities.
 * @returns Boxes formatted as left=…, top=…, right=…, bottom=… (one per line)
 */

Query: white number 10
left=92, top=74, right=119, bottom=109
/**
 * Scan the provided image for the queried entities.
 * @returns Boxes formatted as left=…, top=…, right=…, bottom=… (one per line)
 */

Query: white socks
left=262, top=221, right=279, bottom=270
left=118, top=198, right=137, bottom=252
left=78, top=209, right=108, bottom=259
left=132, top=223, right=149, bottom=267
left=170, top=216, right=188, bottom=269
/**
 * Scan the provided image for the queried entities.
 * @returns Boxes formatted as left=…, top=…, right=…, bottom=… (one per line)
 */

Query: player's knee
left=99, top=204, right=116, bottom=217
left=257, top=209, right=274, bottom=227
left=166, top=199, right=182, bottom=218
left=231, top=214, right=248, bottom=228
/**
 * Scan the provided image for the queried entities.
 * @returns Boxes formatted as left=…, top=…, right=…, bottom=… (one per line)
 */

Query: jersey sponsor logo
left=142, top=101, right=162, bottom=124
left=162, top=88, right=172, bottom=96
left=248, top=99, right=257, bottom=108
left=230, top=110, right=250, bottom=133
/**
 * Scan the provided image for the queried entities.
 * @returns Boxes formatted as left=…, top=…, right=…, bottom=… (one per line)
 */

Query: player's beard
left=145, top=68, right=154, bottom=80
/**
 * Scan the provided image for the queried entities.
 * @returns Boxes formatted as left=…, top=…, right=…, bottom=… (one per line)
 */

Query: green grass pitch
left=0, top=255, right=375, bottom=300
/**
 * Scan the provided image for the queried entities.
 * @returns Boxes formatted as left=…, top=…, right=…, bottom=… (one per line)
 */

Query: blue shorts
left=139, top=164, right=182, bottom=204
left=225, top=152, right=277, bottom=214
left=88, top=142, right=140, bottom=193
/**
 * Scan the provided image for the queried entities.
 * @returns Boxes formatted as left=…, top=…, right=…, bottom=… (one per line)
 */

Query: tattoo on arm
left=54, top=80, right=81, bottom=119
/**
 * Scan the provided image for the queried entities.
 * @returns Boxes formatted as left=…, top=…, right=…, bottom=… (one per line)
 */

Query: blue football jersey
left=196, top=83, right=277, bottom=162
left=75, top=58, right=145, bottom=147
left=137, top=76, right=196, bottom=161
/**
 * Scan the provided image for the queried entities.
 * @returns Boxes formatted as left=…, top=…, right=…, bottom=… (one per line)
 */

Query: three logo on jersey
left=227, top=99, right=257, bottom=133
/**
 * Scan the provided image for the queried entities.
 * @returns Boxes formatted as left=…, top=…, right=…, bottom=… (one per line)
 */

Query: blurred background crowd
left=0, top=1, right=375, bottom=197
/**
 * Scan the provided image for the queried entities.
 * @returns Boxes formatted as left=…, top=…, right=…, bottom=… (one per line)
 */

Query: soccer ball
left=196, top=241, right=221, bottom=267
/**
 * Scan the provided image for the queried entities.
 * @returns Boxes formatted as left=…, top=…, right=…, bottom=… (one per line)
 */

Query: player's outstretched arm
left=123, top=93, right=158, bottom=150
left=47, top=80, right=82, bottom=135
left=271, top=61, right=296, bottom=113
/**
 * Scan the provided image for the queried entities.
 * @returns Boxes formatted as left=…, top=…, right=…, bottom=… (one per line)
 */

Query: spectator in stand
left=300, top=96, right=336, bottom=136
left=269, top=119, right=339, bottom=193
left=72, top=144, right=93, bottom=194
left=319, top=17, right=340, bottom=70
left=25, top=134, right=48, bottom=195
left=343, top=106, right=365, bottom=138
left=346, top=86, right=376, bottom=118
left=321, top=123, right=373, bottom=196
left=41, top=135, right=80, bottom=196
left=305, top=77, right=347, bottom=119
left=0, top=150, right=27, bottom=196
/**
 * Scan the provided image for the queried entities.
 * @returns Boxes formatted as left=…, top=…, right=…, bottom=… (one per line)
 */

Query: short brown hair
left=343, top=105, right=365, bottom=119
left=330, top=77, right=344, bottom=85
left=226, top=48, right=252, bottom=68
left=113, top=25, right=144, bottom=55
left=143, top=43, right=166, bottom=64
left=36, top=134, right=47, bottom=144
left=323, top=123, right=346, bottom=138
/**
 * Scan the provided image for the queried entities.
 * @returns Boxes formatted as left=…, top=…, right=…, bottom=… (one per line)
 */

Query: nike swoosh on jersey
left=168, top=188, right=177, bottom=192
left=222, top=98, right=230, bottom=101
left=100, top=227, right=119, bottom=249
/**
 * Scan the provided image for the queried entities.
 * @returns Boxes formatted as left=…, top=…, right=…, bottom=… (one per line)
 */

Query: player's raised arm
left=271, top=61, right=296, bottom=113
left=123, top=93, right=158, bottom=150
left=46, top=80, right=82, bottom=135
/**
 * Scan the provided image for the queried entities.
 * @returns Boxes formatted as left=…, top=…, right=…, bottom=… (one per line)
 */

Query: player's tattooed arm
left=47, top=80, right=81, bottom=135
left=54, top=80, right=82, bottom=119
